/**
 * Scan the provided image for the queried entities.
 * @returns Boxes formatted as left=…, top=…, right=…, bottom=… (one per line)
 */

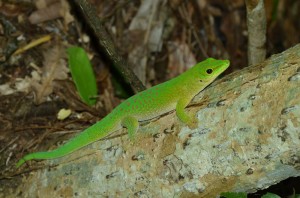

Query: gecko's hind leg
left=121, top=116, right=139, bottom=141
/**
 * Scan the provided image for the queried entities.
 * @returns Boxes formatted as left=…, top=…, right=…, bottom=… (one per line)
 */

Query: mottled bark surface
left=6, top=44, right=300, bottom=197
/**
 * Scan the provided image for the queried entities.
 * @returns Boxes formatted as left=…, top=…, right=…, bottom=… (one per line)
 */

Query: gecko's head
left=194, top=58, right=230, bottom=83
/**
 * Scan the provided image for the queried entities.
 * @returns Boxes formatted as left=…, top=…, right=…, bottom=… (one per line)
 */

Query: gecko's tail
left=16, top=117, right=119, bottom=168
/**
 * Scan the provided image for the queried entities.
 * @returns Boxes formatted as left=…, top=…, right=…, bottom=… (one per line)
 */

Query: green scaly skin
left=16, top=58, right=230, bottom=168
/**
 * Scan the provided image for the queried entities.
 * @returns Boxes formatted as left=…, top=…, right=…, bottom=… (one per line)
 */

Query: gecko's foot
left=186, top=120, right=198, bottom=129
left=178, top=117, right=198, bottom=129
left=185, top=115, right=198, bottom=129
left=128, top=136, right=136, bottom=144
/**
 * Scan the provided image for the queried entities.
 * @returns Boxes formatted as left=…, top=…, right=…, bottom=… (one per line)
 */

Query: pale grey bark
left=7, top=44, right=300, bottom=197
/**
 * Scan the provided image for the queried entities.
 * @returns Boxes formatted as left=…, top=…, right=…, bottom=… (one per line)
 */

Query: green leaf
left=261, top=192, right=281, bottom=198
left=67, top=47, right=97, bottom=106
left=220, top=192, right=247, bottom=198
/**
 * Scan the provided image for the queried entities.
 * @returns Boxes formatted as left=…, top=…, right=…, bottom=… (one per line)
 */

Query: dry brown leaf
left=128, top=0, right=167, bottom=84
left=31, top=46, right=69, bottom=104
left=29, top=0, right=74, bottom=25
left=167, top=41, right=197, bottom=78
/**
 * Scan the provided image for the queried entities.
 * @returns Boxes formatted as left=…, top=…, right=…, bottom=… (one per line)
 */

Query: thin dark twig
left=72, top=0, right=146, bottom=93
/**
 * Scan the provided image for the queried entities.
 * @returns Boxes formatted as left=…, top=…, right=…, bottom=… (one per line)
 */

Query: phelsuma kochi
left=16, top=58, right=229, bottom=168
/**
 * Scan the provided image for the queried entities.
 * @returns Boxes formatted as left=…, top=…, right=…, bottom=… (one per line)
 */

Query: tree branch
left=246, top=0, right=267, bottom=65
left=11, top=44, right=300, bottom=197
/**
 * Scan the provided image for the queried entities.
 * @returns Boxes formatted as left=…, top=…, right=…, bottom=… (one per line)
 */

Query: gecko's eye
left=206, top=69, right=213, bottom=74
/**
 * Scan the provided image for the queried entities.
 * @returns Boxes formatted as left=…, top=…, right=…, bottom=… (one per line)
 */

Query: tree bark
left=8, top=44, right=300, bottom=197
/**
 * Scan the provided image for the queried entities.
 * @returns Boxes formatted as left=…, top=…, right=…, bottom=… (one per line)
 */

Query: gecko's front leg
left=176, top=97, right=198, bottom=129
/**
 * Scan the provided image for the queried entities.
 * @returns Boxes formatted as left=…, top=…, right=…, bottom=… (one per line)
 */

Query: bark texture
left=8, top=44, right=300, bottom=197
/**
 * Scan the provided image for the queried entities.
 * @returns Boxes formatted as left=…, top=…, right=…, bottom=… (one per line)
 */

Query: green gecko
left=16, top=58, right=229, bottom=168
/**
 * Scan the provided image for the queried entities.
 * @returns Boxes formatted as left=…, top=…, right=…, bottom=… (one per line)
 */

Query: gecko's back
left=113, top=58, right=229, bottom=121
